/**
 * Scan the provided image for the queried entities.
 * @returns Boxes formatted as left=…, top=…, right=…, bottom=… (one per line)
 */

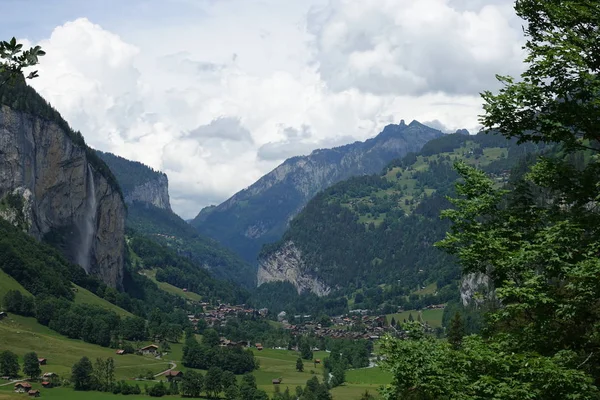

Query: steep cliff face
left=124, top=174, right=170, bottom=209
left=96, top=150, right=171, bottom=210
left=192, top=120, right=443, bottom=262
left=257, top=241, right=331, bottom=296
left=0, top=105, right=126, bottom=288
left=460, top=273, right=494, bottom=307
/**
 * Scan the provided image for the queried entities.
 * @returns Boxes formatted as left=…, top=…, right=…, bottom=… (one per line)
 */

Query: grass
left=0, top=270, right=31, bottom=301
left=73, top=285, right=134, bottom=318
left=386, top=308, right=445, bottom=328
left=0, top=314, right=167, bottom=381
left=139, top=270, right=203, bottom=302
left=413, top=282, right=437, bottom=296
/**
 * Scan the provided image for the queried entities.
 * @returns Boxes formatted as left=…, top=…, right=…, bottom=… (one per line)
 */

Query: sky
left=0, top=0, right=526, bottom=219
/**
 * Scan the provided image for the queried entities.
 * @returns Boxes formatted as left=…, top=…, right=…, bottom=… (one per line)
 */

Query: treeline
left=182, top=329, right=257, bottom=374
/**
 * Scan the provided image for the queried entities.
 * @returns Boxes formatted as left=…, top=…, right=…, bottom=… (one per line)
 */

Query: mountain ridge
left=191, top=119, right=444, bottom=263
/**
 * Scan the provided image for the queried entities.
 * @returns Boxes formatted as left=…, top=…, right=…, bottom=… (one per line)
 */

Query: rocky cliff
left=0, top=105, right=126, bottom=288
left=192, top=120, right=443, bottom=262
left=96, top=150, right=171, bottom=210
left=257, top=241, right=331, bottom=296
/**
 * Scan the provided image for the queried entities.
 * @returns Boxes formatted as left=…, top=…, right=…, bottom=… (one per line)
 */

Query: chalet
left=38, top=358, right=47, bottom=365
left=41, top=382, right=52, bottom=388
left=115, top=350, right=125, bottom=355
left=164, top=370, right=184, bottom=381
left=0, top=311, right=7, bottom=320
left=42, top=372, right=57, bottom=381
left=28, top=390, right=41, bottom=397
left=272, top=378, right=282, bottom=385
left=14, top=382, right=32, bottom=393
left=255, top=343, right=263, bottom=351
left=182, top=288, right=188, bottom=292
left=140, top=344, right=159, bottom=356
left=314, top=359, right=321, bottom=364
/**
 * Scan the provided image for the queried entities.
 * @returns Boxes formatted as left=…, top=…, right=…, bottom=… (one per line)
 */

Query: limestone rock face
left=257, top=241, right=331, bottom=296
left=0, top=105, right=126, bottom=288
left=460, top=273, right=493, bottom=307
left=124, top=174, right=171, bottom=210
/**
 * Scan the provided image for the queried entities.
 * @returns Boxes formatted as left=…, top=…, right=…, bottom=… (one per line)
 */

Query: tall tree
left=181, top=370, right=203, bottom=397
left=447, top=312, right=465, bottom=350
left=0, top=350, right=19, bottom=378
left=71, top=356, right=94, bottom=391
left=296, top=357, right=304, bottom=372
left=22, top=352, right=41, bottom=380
left=204, top=366, right=223, bottom=398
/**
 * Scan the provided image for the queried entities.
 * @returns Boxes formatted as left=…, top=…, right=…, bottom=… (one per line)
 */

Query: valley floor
left=0, top=314, right=390, bottom=399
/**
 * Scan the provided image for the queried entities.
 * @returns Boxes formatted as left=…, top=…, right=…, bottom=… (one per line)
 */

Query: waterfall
left=76, top=164, right=97, bottom=273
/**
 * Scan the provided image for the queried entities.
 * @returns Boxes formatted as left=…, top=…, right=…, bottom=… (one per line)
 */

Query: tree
left=71, top=356, right=94, bottom=391
left=23, top=352, right=41, bottom=380
left=202, top=329, right=220, bottom=348
left=221, top=370, right=236, bottom=389
left=148, top=380, right=167, bottom=397
left=447, top=312, right=465, bottom=350
left=296, top=357, right=304, bottom=372
left=0, top=350, right=19, bottom=378
left=239, top=373, right=258, bottom=400
left=0, top=37, right=45, bottom=87
left=359, top=391, right=376, bottom=400
left=300, top=340, right=313, bottom=361
left=181, top=370, right=203, bottom=398
left=204, top=366, right=223, bottom=398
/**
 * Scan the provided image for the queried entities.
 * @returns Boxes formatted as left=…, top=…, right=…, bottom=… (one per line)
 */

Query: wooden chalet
left=139, top=344, right=159, bottom=356
left=28, top=390, right=41, bottom=397
left=38, top=358, right=47, bottom=365
left=272, top=378, right=282, bottom=385
left=14, top=382, right=32, bottom=393
left=165, top=370, right=184, bottom=381
left=41, top=382, right=52, bottom=388
left=0, top=311, right=7, bottom=320
left=115, top=349, right=125, bottom=355
left=255, top=343, right=263, bottom=351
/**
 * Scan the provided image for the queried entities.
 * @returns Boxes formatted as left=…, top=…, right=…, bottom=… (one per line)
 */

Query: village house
left=115, top=349, right=125, bottom=355
left=0, top=311, right=7, bottom=320
left=255, top=343, right=263, bottom=351
left=164, top=370, right=184, bottom=381
left=14, top=382, right=32, bottom=393
left=272, top=378, right=282, bottom=385
left=38, top=358, right=47, bottom=365
left=41, top=381, right=52, bottom=388
left=139, top=344, right=159, bottom=356
left=42, top=372, right=57, bottom=381
left=28, top=389, right=41, bottom=397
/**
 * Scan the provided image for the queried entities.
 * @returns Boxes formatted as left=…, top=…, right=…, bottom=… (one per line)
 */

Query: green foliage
left=446, top=312, right=464, bottom=350
left=0, top=349, right=19, bottom=377
left=379, top=333, right=599, bottom=400
left=2, top=290, right=34, bottom=316
left=182, top=334, right=257, bottom=374
left=71, top=356, right=94, bottom=391
left=0, top=37, right=45, bottom=86
left=296, top=357, right=304, bottom=372
left=128, top=230, right=249, bottom=304
left=126, top=203, right=256, bottom=288
left=182, top=369, right=204, bottom=397
left=23, top=351, right=41, bottom=379
left=204, top=366, right=223, bottom=398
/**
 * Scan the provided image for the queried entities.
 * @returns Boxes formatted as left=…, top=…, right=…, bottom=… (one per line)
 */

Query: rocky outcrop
left=460, top=273, right=493, bottom=307
left=257, top=241, right=331, bottom=296
left=0, top=105, right=126, bottom=288
left=193, top=120, right=443, bottom=262
left=124, top=174, right=171, bottom=210
left=95, top=150, right=172, bottom=211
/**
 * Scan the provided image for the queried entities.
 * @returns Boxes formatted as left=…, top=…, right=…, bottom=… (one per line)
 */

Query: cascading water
left=76, top=164, right=97, bottom=273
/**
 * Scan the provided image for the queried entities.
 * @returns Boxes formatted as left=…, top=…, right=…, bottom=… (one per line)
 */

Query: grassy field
left=0, top=314, right=168, bottom=381
left=386, top=308, right=445, bottom=328
left=73, top=285, right=134, bottom=318
left=139, top=270, right=203, bottom=302
left=0, top=270, right=31, bottom=300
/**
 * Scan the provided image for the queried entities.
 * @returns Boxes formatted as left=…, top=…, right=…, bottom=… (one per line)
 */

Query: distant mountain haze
left=191, top=120, right=444, bottom=263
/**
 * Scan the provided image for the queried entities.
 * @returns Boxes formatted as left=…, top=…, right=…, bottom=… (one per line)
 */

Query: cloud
left=11, top=0, right=526, bottom=218
left=307, top=0, right=525, bottom=95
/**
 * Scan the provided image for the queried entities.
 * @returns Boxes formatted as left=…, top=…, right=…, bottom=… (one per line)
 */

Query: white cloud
left=16, top=0, right=525, bottom=219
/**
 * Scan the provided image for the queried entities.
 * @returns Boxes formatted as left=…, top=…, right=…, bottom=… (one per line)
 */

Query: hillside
left=98, top=150, right=255, bottom=287
left=257, top=132, right=544, bottom=311
left=191, top=120, right=444, bottom=263
left=127, top=203, right=255, bottom=287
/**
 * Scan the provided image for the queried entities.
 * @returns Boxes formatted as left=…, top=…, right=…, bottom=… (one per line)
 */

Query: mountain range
left=191, top=120, right=444, bottom=263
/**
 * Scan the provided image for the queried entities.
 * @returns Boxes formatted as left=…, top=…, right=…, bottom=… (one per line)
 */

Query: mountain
left=96, top=151, right=171, bottom=210
left=256, top=131, right=543, bottom=310
left=97, top=151, right=256, bottom=287
left=191, top=120, right=444, bottom=263
left=0, top=78, right=125, bottom=288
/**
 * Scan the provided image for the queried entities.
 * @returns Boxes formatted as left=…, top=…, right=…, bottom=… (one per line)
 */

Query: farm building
left=28, top=390, right=40, bottom=397
left=165, top=370, right=184, bottom=381
left=140, top=344, right=159, bottom=356
left=38, top=358, right=47, bottom=365
left=14, top=382, right=32, bottom=393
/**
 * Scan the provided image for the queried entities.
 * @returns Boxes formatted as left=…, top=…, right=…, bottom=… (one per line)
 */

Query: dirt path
left=154, top=361, right=177, bottom=378
left=0, top=380, right=17, bottom=387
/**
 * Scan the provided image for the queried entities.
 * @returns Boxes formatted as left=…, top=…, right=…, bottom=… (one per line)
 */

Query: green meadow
left=386, top=308, right=445, bottom=328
